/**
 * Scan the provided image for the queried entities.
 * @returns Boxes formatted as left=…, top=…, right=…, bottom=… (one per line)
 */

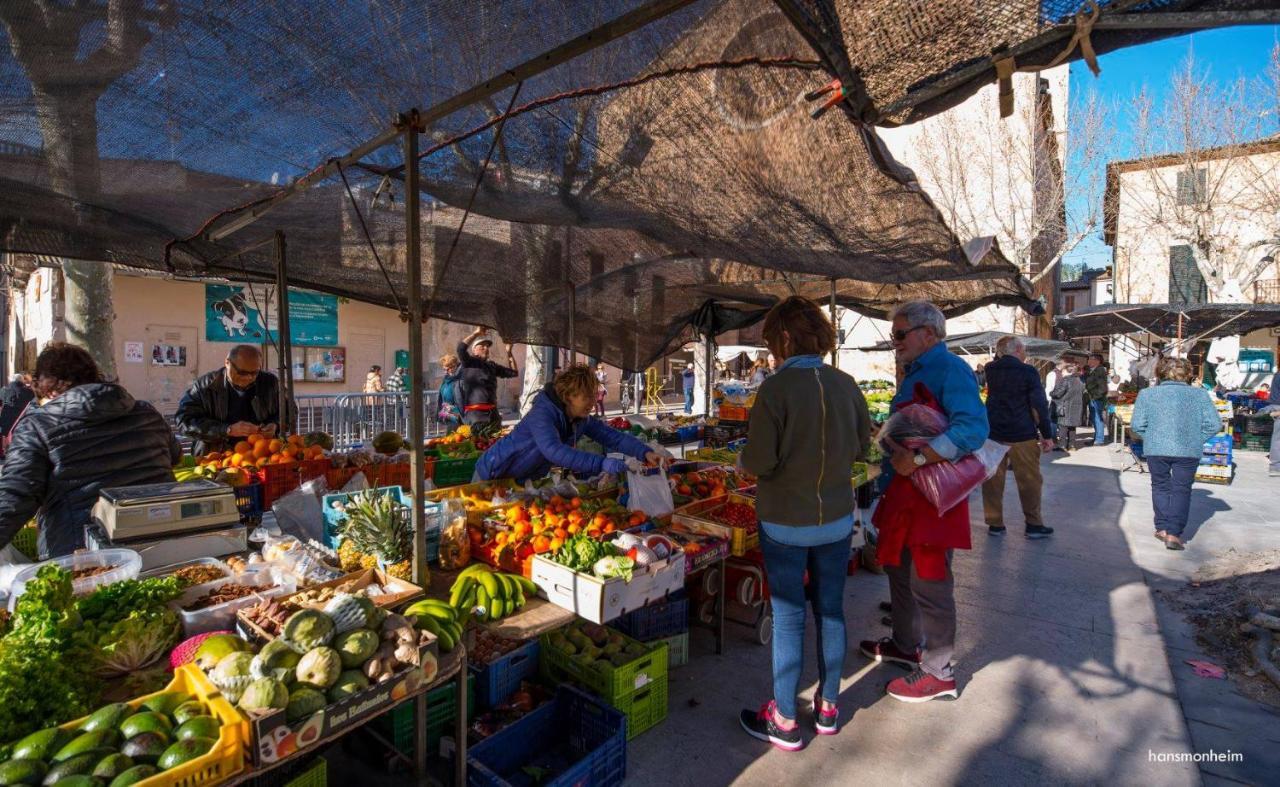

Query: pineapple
left=340, top=490, right=413, bottom=572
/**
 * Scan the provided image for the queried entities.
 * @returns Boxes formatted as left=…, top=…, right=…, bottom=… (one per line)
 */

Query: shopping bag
left=626, top=466, right=674, bottom=518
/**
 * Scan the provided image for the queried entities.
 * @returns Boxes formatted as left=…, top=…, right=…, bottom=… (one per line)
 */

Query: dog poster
left=205, top=284, right=338, bottom=346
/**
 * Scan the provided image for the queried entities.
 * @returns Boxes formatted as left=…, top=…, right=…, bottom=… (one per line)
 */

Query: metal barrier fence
left=294, top=391, right=444, bottom=450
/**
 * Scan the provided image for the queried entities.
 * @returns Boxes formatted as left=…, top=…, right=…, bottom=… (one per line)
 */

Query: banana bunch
left=448, top=564, right=537, bottom=623
left=403, top=598, right=465, bottom=652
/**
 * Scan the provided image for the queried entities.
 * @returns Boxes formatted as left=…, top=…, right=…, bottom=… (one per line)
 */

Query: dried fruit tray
left=671, top=493, right=759, bottom=557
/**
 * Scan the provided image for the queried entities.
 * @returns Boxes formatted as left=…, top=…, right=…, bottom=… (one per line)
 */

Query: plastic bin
left=376, top=674, right=475, bottom=757
left=320, top=485, right=441, bottom=554
left=609, top=676, right=668, bottom=739
left=609, top=591, right=688, bottom=641
left=658, top=632, right=688, bottom=669
left=141, top=556, right=234, bottom=594
left=467, top=685, right=626, bottom=787
left=236, top=482, right=264, bottom=520
left=176, top=566, right=296, bottom=635
left=539, top=627, right=668, bottom=705
left=427, top=453, right=481, bottom=488
left=9, top=547, right=142, bottom=610
left=470, top=638, right=541, bottom=710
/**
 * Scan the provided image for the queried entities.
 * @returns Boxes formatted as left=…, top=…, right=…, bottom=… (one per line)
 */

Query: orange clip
left=804, top=78, right=845, bottom=119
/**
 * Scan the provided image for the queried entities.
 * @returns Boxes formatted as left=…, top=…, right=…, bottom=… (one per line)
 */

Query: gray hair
left=995, top=335, right=1024, bottom=357
left=889, top=300, right=946, bottom=339
left=228, top=344, right=261, bottom=363
left=9, top=374, right=23, bottom=384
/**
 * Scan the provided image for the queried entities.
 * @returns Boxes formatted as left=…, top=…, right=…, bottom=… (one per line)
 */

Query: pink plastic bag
left=879, top=400, right=1008, bottom=515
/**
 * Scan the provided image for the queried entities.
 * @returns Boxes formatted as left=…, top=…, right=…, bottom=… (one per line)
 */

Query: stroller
left=1122, top=428, right=1146, bottom=473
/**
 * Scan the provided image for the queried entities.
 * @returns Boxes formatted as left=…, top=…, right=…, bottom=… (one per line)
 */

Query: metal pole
left=829, top=277, right=839, bottom=368
left=402, top=112, right=432, bottom=782
left=274, top=232, right=294, bottom=429
left=705, top=335, right=714, bottom=418
left=567, top=284, right=576, bottom=367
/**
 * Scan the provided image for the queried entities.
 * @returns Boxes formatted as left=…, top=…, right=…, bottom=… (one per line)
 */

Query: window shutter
left=1168, top=245, right=1207, bottom=304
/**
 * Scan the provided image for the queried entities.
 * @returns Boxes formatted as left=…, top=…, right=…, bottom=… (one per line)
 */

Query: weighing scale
left=92, top=479, right=240, bottom=541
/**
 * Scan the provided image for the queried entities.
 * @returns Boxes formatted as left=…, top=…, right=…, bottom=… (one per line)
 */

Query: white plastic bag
left=626, top=467, right=674, bottom=518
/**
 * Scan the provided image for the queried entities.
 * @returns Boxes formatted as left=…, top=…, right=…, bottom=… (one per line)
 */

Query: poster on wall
left=151, top=344, right=188, bottom=367
left=124, top=342, right=144, bottom=364
left=204, top=284, right=338, bottom=346
left=305, top=347, right=345, bottom=382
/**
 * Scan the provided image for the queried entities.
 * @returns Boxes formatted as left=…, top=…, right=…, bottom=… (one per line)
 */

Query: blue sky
left=1063, top=24, right=1280, bottom=271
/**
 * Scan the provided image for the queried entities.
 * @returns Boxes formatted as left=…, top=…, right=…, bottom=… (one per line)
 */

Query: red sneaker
left=887, top=669, right=958, bottom=703
left=859, top=637, right=921, bottom=668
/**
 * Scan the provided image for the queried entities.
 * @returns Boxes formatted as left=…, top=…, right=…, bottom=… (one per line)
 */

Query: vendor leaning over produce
left=474, top=364, right=667, bottom=483
left=0, top=342, right=180, bottom=558
left=175, top=344, right=296, bottom=455
left=457, top=326, right=518, bottom=429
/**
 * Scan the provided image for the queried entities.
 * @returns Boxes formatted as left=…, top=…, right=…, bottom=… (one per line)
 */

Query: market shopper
left=0, top=343, right=179, bottom=558
left=0, top=373, right=35, bottom=457
left=980, top=336, right=1055, bottom=538
left=175, top=344, right=295, bottom=455
left=457, top=326, right=518, bottom=428
left=1051, top=363, right=1088, bottom=451
left=474, top=364, right=663, bottom=483
left=437, top=354, right=463, bottom=432
left=1268, top=370, right=1280, bottom=476
left=737, top=296, right=870, bottom=750
left=682, top=363, right=696, bottom=414
left=386, top=366, right=407, bottom=393
left=594, top=364, right=608, bottom=417
left=1130, top=357, right=1222, bottom=551
left=748, top=357, right=770, bottom=386
left=1086, top=353, right=1110, bottom=445
left=363, top=365, right=385, bottom=393
left=861, top=300, right=988, bottom=703
left=1043, top=362, right=1061, bottom=438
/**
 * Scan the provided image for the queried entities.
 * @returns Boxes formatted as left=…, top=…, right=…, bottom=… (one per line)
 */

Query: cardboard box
left=236, top=568, right=424, bottom=644
left=531, top=552, right=685, bottom=624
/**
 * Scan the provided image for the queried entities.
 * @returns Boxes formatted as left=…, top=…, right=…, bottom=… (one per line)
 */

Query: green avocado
left=170, top=703, right=207, bottom=727
left=40, top=753, right=99, bottom=785
left=118, top=735, right=168, bottom=767
left=0, top=759, right=48, bottom=786
left=51, top=733, right=118, bottom=764
left=89, top=756, right=132, bottom=781
left=49, top=777, right=101, bottom=787
left=172, top=717, right=219, bottom=743
left=117, top=715, right=170, bottom=742
left=106, top=766, right=156, bottom=787
left=138, top=693, right=190, bottom=719
left=12, top=729, right=71, bottom=763
left=79, top=705, right=132, bottom=735
left=156, top=738, right=214, bottom=772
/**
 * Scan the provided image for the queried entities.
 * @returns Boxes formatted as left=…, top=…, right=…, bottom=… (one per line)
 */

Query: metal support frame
left=829, top=277, right=838, bottom=368
left=704, top=335, right=714, bottom=418
left=273, top=232, right=294, bottom=416
left=1093, top=9, right=1280, bottom=30
left=567, top=283, right=576, bottom=366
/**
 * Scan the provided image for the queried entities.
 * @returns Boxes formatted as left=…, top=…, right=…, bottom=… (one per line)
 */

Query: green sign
left=205, top=284, right=338, bottom=346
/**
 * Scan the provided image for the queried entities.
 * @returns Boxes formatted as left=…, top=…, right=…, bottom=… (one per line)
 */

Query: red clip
left=805, top=78, right=845, bottom=119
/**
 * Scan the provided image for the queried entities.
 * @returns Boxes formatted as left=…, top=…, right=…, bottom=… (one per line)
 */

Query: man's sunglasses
left=227, top=359, right=260, bottom=378
left=891, top=325, right=929, bottom=342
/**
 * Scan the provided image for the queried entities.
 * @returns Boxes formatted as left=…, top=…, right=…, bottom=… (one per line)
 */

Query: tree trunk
left=519, top=345, right=545, bottom=416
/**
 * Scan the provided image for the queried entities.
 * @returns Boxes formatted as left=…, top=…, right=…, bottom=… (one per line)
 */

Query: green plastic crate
left=539, top=626, right=668, bottom=705
left=283, top=757, right=326, bottom=787
left=657, top=632, right=688, bottom=669
left=429, top=454, right=480, bottom=488
left=611, top=674, right=668, bottom=739
left=376, top=674, right=475, bottom=755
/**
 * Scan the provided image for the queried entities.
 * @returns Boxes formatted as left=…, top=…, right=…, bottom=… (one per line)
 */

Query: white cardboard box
left=530, top=552, right=686, bottom=624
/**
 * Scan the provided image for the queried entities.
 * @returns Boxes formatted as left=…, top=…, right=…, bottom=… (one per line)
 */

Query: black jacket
left=0, top=383, right=180, bottom=558
left=455, top=342, right=517, bottom=409
left=983, top=354, right=1053, bottom=443
left=1051, top=376, right=1088, bottom=428
left=0, top=382, right=35, bottom=446
left=1085, top=365, right=1109, bottom=401
left=175, top=369, right=296, bottom=455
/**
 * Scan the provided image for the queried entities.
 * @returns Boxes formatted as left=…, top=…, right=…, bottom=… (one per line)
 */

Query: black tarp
left=860, top=330, right=1077, bottom=361
left=1055, top=303, right=1280, bottom=341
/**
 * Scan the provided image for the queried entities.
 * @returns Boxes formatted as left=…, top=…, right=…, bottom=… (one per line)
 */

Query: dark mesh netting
left=2, top=0, right=1266, bottom=367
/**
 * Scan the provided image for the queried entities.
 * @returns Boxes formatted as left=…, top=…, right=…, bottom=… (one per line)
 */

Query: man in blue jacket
left=980, top=336, right=1055, bottom=538
left=475, top=365, right=662, bottom=483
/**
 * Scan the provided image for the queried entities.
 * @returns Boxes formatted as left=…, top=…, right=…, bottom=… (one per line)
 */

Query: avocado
left=170, top=702, right=206, bottom=727
left=51, top=733, right=118, bottom=764
left=49, top=777, right=101, bottom=787
left=0, top=759, right=47, bottom=786
left=172, top=717, right=219, bottom=743
left=117, top=714, right=170, bottom=741
left=106, top=767, right=156, bottom=787
left=118, top=734, right=168, bottom=766
left=156, top=738, right=214, bottom=772
left=41, top=753, right=99, bottom=785
left=89, top=756, right=132, bottom=781
left=138, top=693, right=190, bottom=719
left=12, top=729, right=71, bottom=762
left=79, top=705, right=131, bottom=735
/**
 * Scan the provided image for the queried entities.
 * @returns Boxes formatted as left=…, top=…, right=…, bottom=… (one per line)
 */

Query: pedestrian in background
left=437, top=354, right=463, bottom=433
left=0, top=373, right=34, bottom=459
left=738, top=296, right=869, bottom=750
left=364, top=365, right=384, bottom=394
left=1051, top=363, right=1087, bottom=451
left=1129, top=357, right=1222, bottom=551
left=386, top=366, right=406, bottom=393
left=1043, top=361, right=1061, bottom=443
left=1266, top=367, right=1280, bottom=477
left=980, top=336, right=1055, bottom=539
left=682, top=363, right=696, bottom=414
left=594, top=364, right=608, bottom=417
left=1085, top=353, right=1109, bottom=445
left=457, top=326, right=519, bottom=428
left=749, top=357, right=770, bottom=386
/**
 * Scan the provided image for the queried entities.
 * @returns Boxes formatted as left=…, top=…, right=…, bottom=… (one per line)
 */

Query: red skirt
left=873, top=473, right=971, bottom=581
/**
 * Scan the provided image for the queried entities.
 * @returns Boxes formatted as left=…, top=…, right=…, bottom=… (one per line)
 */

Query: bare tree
left=0, top=1, right=175, bottom=377
left=1119, top=50, right=1280, bottom=303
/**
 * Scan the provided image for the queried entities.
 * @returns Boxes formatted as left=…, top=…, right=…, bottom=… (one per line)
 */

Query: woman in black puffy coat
left=0, top=343, right=179, bottom=558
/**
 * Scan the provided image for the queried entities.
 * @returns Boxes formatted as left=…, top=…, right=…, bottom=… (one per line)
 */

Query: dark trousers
left=885, top=549, right=955, bottom=680
left=1146, top=455, right=1198, bottom=537
left=683, top=389, right=694, bottom=414
left=1090, top=399, right=1108, bottom=444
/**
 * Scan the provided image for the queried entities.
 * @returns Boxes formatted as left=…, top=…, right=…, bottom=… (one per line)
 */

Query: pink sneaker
left=887, top=669, right=958, bottom=703
left=814, top=702, right=839, bottom=735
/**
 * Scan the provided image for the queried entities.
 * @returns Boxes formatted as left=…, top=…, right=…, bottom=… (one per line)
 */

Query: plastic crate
left=718, top=404, right=749, bottom=422
left=658, top=632, right=688, bottom=669
left=677, top=425, right=702, bottom=443
left=1199, top=452, right=1232, bottom=467
left=610, top=676, right=668, bottom=739
left=10, top=525, right=37, bottom=560
left=236, top=482, right=264, bottom=519
left=467, top=685, right=626, bottom=787
left=539, top=627, right=668, bottom=705
left=283, top=757, right=326, bottom=787
left=672, top=493, right=759, bottom=557
left=377, top=673, right=476, bottom=756
left=429, top=455, right=481, bottom=488
left=1203, top=434, right=1233, bottom=455
left=59, top=664, right=245, bottom=787
left=609, top=591, right=688, bottom=641
left=470, top=638, right=541, bottom=710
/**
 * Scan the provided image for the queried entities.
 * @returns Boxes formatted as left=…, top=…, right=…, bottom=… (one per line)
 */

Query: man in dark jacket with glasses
left=176, top=344, right=295, bottom=455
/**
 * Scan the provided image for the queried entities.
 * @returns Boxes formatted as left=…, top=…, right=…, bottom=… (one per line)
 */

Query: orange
left=247, top=433, right=263, bottom=445
left=603, top=523, right=616, bottom=534
left=586, top=528, right=601, bottom=538
left=532, top=536, right=551, bottom=553
left=553, top=527, right=568, bottom=540
left=566, top=523, right=581, bottom=535
left=234, top=441, right=252, bottom=455
left=570, top=497, right=582, bottom=509
left=548, top=537, right=564, bottom=553
left=268, top=439, right=283, bottom=453
left=253, top=443, right=272, bottom=459
left=256, top=457, right=270, bottom=467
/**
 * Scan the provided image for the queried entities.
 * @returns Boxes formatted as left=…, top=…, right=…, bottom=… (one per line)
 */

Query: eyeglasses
left=891, top=325, right=929, bottom=343
left=226, top=359, right=260, bottom=379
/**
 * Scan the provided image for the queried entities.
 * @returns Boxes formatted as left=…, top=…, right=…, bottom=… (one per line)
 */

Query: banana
left=513, top=575, right=537, bottom=596
left=475, top=586, right=491, bottom=619
left=407, top=603, right=457, bottom=625
left=460, top=585, right=478, bottom=612
left=442, top=620, right=463, bottom=649
left=512, top=585, right=526, bottom=609
left=457, top=563, right=493, bottom=581
left=476, top=571, right=501, bottom=600
left=419, top=616, right=456, bottom=651
left=494, top=573, right=516, bottom=600
left=448, top=576, right=476, bottom=607
left=491, top=597, right=506, bottom=622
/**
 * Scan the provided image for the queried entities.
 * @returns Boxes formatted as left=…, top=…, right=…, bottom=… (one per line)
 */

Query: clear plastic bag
left=627, top=467, right=674, bottom=518
left=878, top=402, right=950, bottom=447
left=910, top=440, right=1009, bottom=515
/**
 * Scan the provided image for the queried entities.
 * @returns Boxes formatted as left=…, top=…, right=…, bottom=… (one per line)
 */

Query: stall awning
left=859, top=330, right=1077, bottom=361
left=1054, top=304, right=1280, bottom=341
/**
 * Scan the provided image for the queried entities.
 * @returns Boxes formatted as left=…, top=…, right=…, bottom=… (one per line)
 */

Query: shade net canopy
left=1055, top=303, right=1280, bottom=341
left=2, top=0, right=1260, bottom=368
left=859, top=330, right=1076, bottom=361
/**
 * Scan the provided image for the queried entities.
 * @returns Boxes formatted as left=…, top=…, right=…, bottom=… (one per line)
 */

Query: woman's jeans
left=1146, top=455, right=1199, bottom=537
left=758, top=528, right=852, bottom=720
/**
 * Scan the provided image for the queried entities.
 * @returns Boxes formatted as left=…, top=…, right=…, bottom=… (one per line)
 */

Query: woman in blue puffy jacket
left=475, top=364, right=660, bottom=483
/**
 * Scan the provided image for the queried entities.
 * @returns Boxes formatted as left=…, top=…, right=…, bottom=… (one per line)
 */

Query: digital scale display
left=180, top=500, right=219, bottom=519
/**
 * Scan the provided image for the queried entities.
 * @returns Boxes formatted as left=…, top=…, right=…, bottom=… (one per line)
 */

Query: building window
left=1064, top=294, right=1076, bottom=313
left=1176, top=167, right=1206, bottom=206
left=1169, top=245, right=1207, bottom=305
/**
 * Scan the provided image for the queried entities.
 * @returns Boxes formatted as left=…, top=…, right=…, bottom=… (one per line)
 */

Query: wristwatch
left=912, top=450, right=927, bottom=467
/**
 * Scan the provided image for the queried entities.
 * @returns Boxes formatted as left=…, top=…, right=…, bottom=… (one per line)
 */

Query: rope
left=336, top=160, right=404, bottom=316
left=992, top=0, right=1101, bottom=118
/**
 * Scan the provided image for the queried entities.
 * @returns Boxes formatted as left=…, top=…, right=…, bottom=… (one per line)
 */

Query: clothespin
left=804, top=78, right=845, bottom=119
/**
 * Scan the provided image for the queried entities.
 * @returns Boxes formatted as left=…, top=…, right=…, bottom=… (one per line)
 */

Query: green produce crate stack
left=375, top=675, right=475, bottom=758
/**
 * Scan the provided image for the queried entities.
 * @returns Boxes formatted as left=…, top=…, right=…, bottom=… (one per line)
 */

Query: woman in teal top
left=1130, top=357, right=1222, bottom=550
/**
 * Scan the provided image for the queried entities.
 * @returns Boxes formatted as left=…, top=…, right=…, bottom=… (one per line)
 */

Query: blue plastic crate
left=321, top=485, right=440, bottom=560
left=1203, top=434, right=1233, bottom=455
left=676, top=425, right=701, bottom=443
left=609, top=590, right=688, bottom=642
left=235, top=483, right=263, bottom=520
left=469, top=637, right=541, bottom=710
left=468, top=685, right=626, bottom=787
